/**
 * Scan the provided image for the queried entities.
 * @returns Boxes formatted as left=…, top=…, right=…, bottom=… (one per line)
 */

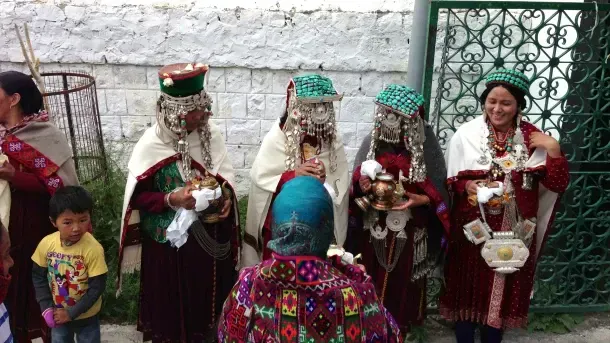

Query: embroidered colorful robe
left=218, top=254, right=403, bottom=343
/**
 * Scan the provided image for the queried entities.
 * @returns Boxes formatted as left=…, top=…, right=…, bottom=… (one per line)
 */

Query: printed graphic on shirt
left=47, top=252, right=89, bottom=307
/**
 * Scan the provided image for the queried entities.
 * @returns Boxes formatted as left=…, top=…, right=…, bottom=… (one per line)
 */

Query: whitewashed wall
left=0, top=0, right=419, bottom=196
left=0, top=0, right=571, bottom=195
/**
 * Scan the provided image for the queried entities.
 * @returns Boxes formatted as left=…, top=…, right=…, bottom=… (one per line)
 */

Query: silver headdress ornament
left=367, top=85, right=427, bottom=183
left=155, top=63, right=214, bottom=181
left=282, top=75, right=343, bottom=172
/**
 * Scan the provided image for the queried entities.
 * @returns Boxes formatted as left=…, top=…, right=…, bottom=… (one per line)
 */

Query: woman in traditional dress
left=347, top=85, right=450, bottom=332
left=439, top=69, right=570, bottom=342
left=219, top=176, right=403, bottom=343
left=118, top=63, right=240, bottom=342
left=243, top=74, right=349, bottom=268
left=0, top=71, right=79, bottom=342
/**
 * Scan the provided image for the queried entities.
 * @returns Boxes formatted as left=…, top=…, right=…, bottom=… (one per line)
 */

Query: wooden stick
left=14, top=23, right=49, bottom=112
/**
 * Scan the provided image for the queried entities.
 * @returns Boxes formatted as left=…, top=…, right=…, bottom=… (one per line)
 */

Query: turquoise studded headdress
left=374, top=84, right=425, bottom=119
left=283, top=74, right=343, bottom=172
left=366, top=85, right=427, bottom=183
left=292, top=74, right=343, bottom=102
left=485, top=69, right=530, bottom=94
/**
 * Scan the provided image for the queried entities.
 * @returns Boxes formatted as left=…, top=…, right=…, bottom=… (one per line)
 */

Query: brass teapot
left=355, top=172, right=404, bottom=211
left=191, top=173, right=232, bottom=223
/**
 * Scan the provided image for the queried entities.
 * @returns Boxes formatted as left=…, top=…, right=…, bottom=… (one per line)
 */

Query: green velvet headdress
left=158, top=63, right=208, bottom=97
left=156, top=63, right=214, bottom=178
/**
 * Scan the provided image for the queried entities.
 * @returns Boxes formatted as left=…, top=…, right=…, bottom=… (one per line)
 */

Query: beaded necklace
left=486, top=120, right=517, bottom=179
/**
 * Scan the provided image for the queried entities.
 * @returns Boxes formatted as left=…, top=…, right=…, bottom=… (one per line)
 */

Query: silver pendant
left=386, top=210, right=410, bottom=232
left=477, top=154, right=490, bottom=165
left=522, top=172, right=533, bottom=190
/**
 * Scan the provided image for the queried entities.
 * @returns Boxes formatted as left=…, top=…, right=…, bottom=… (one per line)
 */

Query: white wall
left=0, top=0, right=418, bottom=195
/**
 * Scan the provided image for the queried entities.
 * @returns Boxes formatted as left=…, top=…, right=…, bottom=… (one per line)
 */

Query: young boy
left=0, top=224, right=15, bottom=343
left=31, top=186, right=107, bottom=343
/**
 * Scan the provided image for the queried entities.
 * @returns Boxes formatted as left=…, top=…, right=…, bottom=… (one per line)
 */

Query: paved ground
left=31, top=313, right=610, bottom=342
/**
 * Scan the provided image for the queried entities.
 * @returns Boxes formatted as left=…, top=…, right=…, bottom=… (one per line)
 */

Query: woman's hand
left=0, top=161, right=15, bottom=181
left=465, top=179, right=486, bottom=195
left=218, top=197, right=232, bottom=220
left=168, top=186, right=196, bottom=210
left=391, top=191, right=430, bottom=210
left=359, top=176, right=372, bottom=193
left=529, top=132, right=561, bottom=158
left=295, top=162, right=321, bottom=179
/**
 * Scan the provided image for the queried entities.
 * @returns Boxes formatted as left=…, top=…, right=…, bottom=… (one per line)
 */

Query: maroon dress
left=6, top=162, right=54, bottom=342
left=439, top=122, right=570, bottom=328
left=130, top=162, right=239, bottom=343
left=346, top=147, right=450, bottom=332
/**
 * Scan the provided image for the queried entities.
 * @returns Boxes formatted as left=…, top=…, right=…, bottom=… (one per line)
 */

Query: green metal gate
left=423, top=1, right=610, bottom=312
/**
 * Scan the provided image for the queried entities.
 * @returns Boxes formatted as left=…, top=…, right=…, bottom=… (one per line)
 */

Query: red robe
left=439, top=122, right=570, bottom=328
left=2, top=117, right=78, bottom=342
left=126, top=158, right=240, bottom=343
left=346, top=148, right=450, bottom=331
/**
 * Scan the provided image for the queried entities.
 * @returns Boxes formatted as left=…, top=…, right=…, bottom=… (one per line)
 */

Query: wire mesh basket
left=40, top=71, right=107, bottom=183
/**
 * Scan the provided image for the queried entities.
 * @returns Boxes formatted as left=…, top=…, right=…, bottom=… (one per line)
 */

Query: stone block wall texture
left=0, top=0, right=422, bottom=196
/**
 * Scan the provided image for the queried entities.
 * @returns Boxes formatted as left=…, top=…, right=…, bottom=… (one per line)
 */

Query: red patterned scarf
left=0, top=111, right=78, bottom=194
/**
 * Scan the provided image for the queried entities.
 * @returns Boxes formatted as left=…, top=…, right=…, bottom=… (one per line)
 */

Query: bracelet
left=165, top=188, right=181, bottom=211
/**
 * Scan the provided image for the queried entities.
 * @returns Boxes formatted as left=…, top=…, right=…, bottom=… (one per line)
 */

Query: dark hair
left=0, top=71, right=43, bottom=116
left=49, top=186, right=94, bottom=221
left=480, top=83, right=527, bottom=110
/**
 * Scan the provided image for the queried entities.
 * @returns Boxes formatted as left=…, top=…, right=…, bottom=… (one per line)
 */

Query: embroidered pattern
left=1, top=135, right=64, bottom=194
left=218, top=256, right=403, bottom=342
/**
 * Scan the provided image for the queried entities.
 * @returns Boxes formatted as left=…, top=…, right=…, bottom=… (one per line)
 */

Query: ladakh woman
left=0, top=71, right=78, bottom=342
left=439, top=69, right=569, bottom=343
left=347, top=85, right=450, bottom=332
left=219, top=176, right=403, bottom=343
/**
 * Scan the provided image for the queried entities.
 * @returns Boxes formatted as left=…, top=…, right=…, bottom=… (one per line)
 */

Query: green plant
left=406, top=325, right=428, bottom=343
left=238, top=196, right=248, bottom=235
left=84, top=153, right=140, bottom=324
left=527, top=313, right=584, bottom=334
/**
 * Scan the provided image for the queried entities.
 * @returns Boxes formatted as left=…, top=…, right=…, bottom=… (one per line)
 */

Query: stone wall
left=0, top=0, right=419, bottom=196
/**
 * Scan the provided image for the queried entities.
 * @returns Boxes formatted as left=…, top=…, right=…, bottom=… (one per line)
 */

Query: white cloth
left=445, top=115, right=559, bottom=258
left=165, top=187, right=223, bottom=248
left=360, top=160, right=383, bottom=180
left=119, top=121, right=237, bottom=280
left=192, top=187, right=222, bottom=212
left=243, top=119, right=349, bottom=268
left=166, top=208, right=197, bottom=248
left=476, top=182, right=504, bottom=203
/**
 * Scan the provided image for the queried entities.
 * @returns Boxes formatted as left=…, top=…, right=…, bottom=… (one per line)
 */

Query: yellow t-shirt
left=31, top=232, right=108, bottom=320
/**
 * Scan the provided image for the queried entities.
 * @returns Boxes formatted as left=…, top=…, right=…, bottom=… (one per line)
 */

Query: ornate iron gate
left=423, top=1, right=610, bottom=312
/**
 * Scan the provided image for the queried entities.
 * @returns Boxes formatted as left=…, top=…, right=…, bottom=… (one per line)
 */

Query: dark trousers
left=51, top=315, right=100, bottom=343
left=455, top=321, right=503, bottom=343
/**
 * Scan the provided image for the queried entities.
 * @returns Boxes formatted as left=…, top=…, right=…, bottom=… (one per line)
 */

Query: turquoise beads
left=374, top=84, right=424, bottom=117
left=294, top=75, right=337, bottom=98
